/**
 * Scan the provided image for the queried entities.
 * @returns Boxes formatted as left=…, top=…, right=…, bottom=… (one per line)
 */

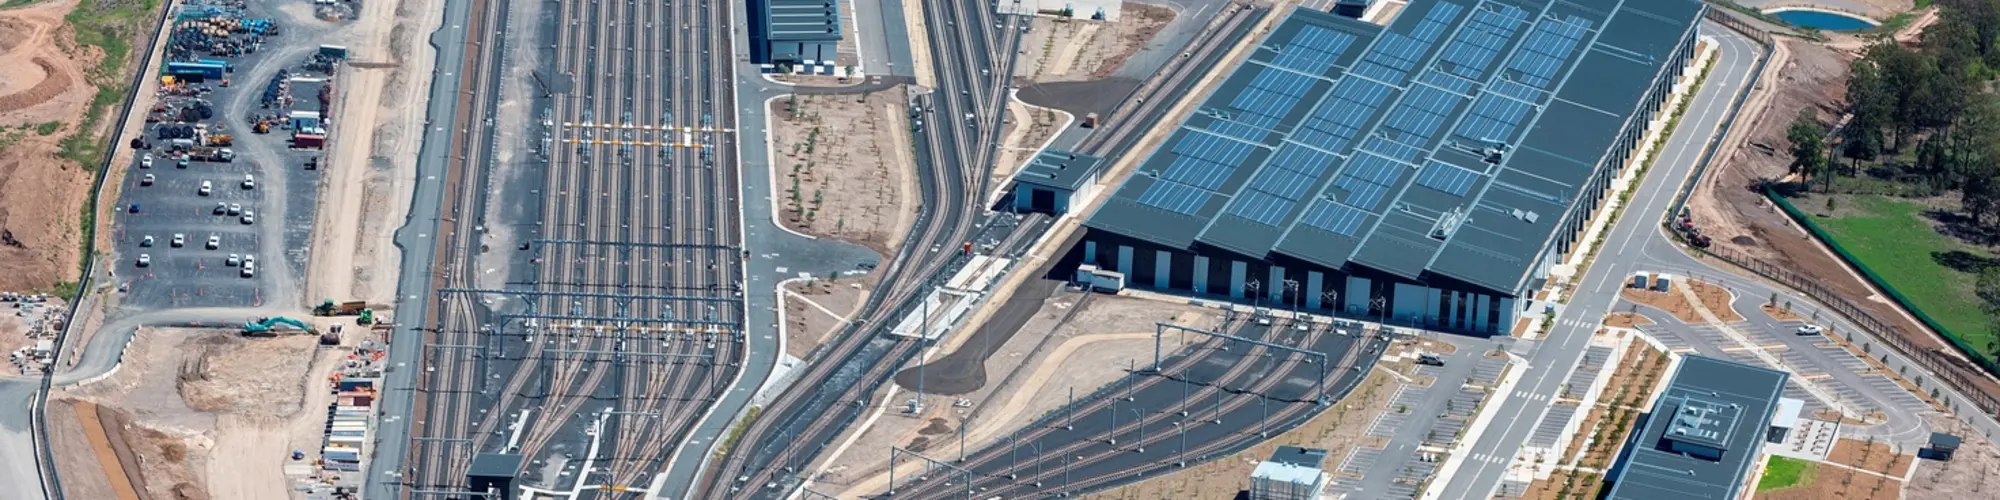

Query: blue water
left=1771, top=9, right=1878, bottom=31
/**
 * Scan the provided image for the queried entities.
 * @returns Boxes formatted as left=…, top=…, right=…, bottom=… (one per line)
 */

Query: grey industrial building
left=748, top=0, right=843, bottom=74
left=1604, top=355, right=1789, bottom=500
left=1073, top=0, right=1705, bottom=335
left=1012, top=149, right=1106, bottom=215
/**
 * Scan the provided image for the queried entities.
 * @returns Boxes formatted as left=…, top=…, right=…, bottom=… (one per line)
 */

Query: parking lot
left=110, top=0, right=347, bottom=310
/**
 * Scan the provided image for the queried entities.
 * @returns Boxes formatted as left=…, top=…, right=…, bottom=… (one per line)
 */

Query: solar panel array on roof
left=1086, top=0, right=1707, bottom=298
left=1137, top=181, right=1210, bottom=214
left=1415, top=160, right=1482, bottom=195
left=1332, top=153, right=1404, bottom=209
left=1163, top=131, right=1257, bottom=189
left=1509, top=16, right=1593, bottom=88
left=1456, top=93, right=1535, bottom=143
left=1301, top=201, right=1370, bottom=236
left=1438, top=3, right=1529, bottom=80
left=1271, top=25, right=1359, bottom=74
left=1350, top=1, right=1464, bottom=83
left=1229, top=144, right=1343, bottom=225
left=1382, top=85, right=1463, bottom=144
left=1229, top=67, right=1318, bottom=129
left=1295, top=78, right=1394, bottom=151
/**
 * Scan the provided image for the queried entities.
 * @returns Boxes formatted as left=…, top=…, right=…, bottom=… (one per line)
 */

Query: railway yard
left=22, top=1, right=2000, bottom=500
left=400, top=0, right=747, bottom=494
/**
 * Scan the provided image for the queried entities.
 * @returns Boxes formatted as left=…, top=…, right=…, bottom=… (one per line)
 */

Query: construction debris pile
left=4, top=293, right=67, bottom=376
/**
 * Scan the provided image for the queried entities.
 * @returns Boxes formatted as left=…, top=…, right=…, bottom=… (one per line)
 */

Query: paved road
left=360, top=0, right=471, bottom=493
left=0, top=381, right=41, bottom=499
left=651, top=0, right=885, bottom=494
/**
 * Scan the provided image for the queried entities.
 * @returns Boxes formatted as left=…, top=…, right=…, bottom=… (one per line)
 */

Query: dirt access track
left=0, top=0, right=110, bottom=292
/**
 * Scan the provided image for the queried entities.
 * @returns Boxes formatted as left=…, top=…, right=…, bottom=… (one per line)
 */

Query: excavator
left=243, top=316, right=341, bottom=345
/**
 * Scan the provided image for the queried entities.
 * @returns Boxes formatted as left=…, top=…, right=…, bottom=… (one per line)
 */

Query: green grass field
left=1803, top=194, right=1996, bottom=354
left=1757, top=456, right=1817, bottom=492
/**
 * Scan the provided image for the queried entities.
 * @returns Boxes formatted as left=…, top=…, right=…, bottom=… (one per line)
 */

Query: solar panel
left=1250, top=167, right=1316, bottom=200
left=1267, top=142, right=1341, bottom=178
left=1415, top=161, right=1482, bottom=196
left=1301, top=201, right=1370, bottom=236
left=1455, top=93, right=1535, bottom=143
left=1344, top=153, right=1403, bottom=185
left=1137, top=181, right=1211, bottom=215
left=1249, top=66, right=1316, bottom=96
left=1487, top=78, right=1543, bottom=103
left=1171, top=130, right=1257, bottom=164
left=1271, top=25, right=1358, bottom=74
left=1228, top=190, right=1293, bottom=225
left=1419, top=69, right=1476, bottom=95
left=1204, top=119, right=1270, bottom=143
left=1507, top=17, right=1593, bottom=89
left=1412, top=2, right=1465, bottom=43
left=1337, top=178, right=1390, bottom=209
left=1362, top=136, right=1424, bottom=164
left=1382, top=85, right=1461, bottom=143
left=1437, top=4, right=1528, bottom=80
left=1295, top=78, right=1393, bottom=151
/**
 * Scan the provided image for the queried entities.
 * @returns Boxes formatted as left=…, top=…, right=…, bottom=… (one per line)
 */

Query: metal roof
left=1017, top=149, right=1105, bottom=191
left=1251, top=460, right=1323, bottom=486
left=1605, top=355, right=1788, bottom=500
left=466, top=453, right=524, bottom=478
left=764, top=0, right=842, bottom=42
left=1083, top=0, right=1704, bottom=295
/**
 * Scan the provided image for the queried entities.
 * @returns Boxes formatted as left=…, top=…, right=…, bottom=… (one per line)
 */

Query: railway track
left=1075, top=3, right=1260, bottom=157
left=405, top=0, right=744, bottom=493
left=892, top=326, right=1378, bottom=499
left=406, top=0, right=509, bottom=491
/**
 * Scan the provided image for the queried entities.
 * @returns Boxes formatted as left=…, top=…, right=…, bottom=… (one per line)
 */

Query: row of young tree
left=1788, top=0, right=2000, bottom=226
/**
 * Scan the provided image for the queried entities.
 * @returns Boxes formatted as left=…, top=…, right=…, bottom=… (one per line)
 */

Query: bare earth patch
left=990, top=98, right=1066, bottom=192
left=767, top=89, right=918, bottom=253
left=1014, top=2, right=1175, bottom=82
left=1619, top=279, right=1741, bottom=323
left=1907, top=413, right=2000, bottom=495
left=781, top=272, right=874, bottom=359
left=50, top=328, right=331, bottom=500
left=1602, top=311, right=1652, bottom=328
left=0, top=0, right=107, bottom=291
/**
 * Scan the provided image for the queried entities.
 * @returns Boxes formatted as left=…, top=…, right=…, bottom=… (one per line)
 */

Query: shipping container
left=292, top=133, right=325, bottom=149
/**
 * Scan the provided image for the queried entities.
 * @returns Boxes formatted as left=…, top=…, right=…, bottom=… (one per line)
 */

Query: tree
left=1787, top=110, right=1829, bottom=189
left=1842, top=58, right=1889, bottom=171
left=1976, top=265, right=2000, bottom=309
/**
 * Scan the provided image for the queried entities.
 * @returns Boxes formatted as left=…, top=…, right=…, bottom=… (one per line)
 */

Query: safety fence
left=1758, top=187, right=2000, bottom=411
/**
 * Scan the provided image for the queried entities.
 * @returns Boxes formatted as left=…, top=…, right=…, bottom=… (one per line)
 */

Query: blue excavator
left=242, top=316, right=315, bottom=336
left=243, top=316, right=342, bottom=345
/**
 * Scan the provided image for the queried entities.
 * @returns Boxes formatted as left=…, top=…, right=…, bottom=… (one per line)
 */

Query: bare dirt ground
left=1620, top=279, right=1742, bottom=323
left=1082, top=368, right=1400, bottom=499
left=0, top=0, right=107, bottom=291
left=309, top=0, right=437, bottom=307
left=1602, top=311, right=1653, bottom=328
left=49, top=328, right=332, bottom=500
left=1014, top=3, right=1175, bottom=83
left=990, top=98, right=1067, bottom=192
left=1907, top=414, right=2000, bottom=495
left=821, top=294, right=1214, bottom=498
left=781, top=273, right=873, bottom=359
left=767, top=89, right=919, bottom=255
left=1827, top=438, right=1917, bottom=476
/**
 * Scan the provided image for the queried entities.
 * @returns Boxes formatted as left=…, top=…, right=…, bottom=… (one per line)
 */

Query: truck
left=206, top=134, right=232, bottom=147
left=185, top=147, right=235, bottom=162
left=243, top=316, right=317, bottom=336
left=315, top=299, right=378, bottom=325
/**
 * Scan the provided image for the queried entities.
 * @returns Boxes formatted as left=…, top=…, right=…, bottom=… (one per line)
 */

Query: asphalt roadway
left=1429, top=24, right=2000, bottom=499
left=359, top=0, right=470, bottom=493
